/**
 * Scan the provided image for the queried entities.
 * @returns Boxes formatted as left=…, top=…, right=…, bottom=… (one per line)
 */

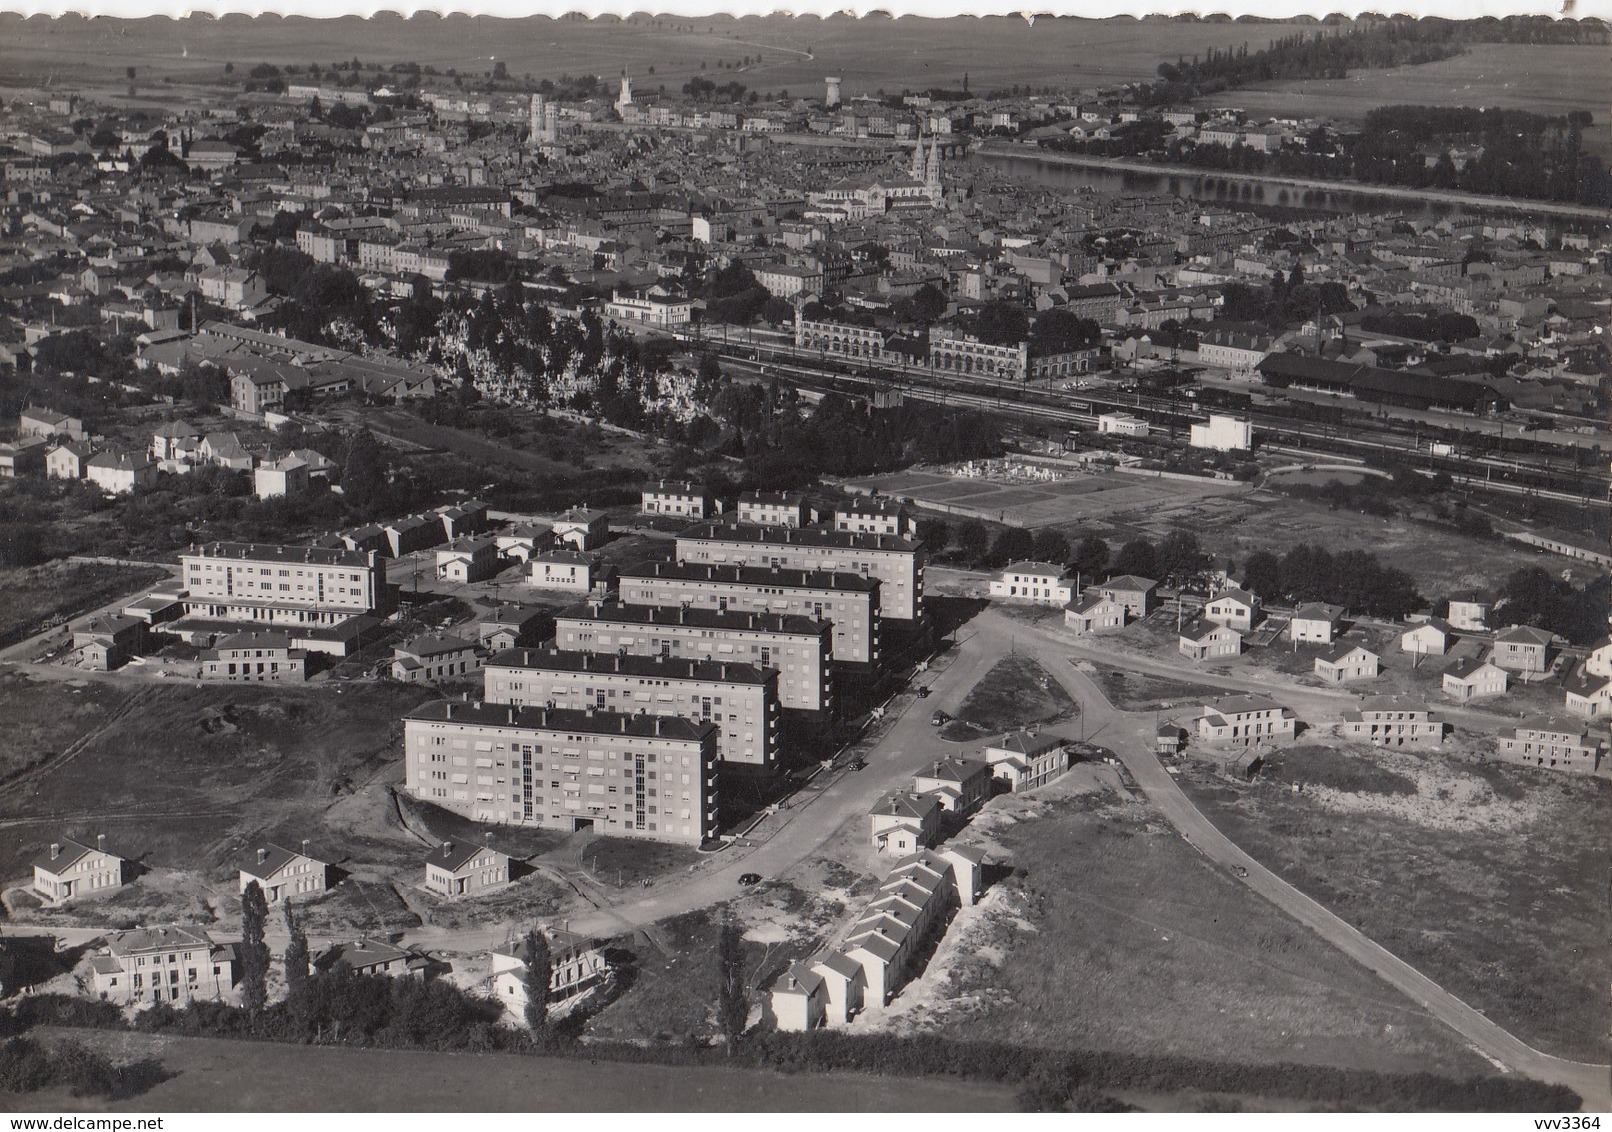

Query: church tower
left=919, top=133, right=942, bottom=204
left=616, top=71, right=634, bottom=115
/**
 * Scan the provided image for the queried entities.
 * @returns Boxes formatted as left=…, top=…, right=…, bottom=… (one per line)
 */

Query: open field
left=845, top=466, right=1249, bottom=530
left=1086, top=663, right=1227, bottom=712
left=1192, top=43, right=1611, bottom=143
left=0, top=681, right=446, bottom=924
left=1178, top=746, right=1611, bottom=1062
left=956, top=653, right=1077, bottom=734
left=0, top=15, right=1321, bottom=100
left=0, top=562, right=170, bottom=648
left=904, top=769, right=1496, bottom=1078
left=32, top=1027, right=1013, bottom=1113
left=0, top=670, right=131, bottom=781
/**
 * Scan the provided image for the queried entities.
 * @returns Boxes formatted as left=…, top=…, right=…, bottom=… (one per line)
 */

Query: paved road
left=7, top=595, right=1605, bottom=1107
left=999, top=610, right=1612, bottom=1112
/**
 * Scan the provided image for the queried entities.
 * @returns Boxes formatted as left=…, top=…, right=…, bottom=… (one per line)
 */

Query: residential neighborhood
left=0, top=10, right=1606, bottom=1120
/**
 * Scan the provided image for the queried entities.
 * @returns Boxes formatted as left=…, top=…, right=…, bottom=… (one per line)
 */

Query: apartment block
left=1339, top=698, right=1445, bottom=746
left=180, top=542, right=389, bottom=628
left=616, top=560, right=880, bottom=671
left=483, top=647, right=781, bottom=772
left=403, top=701, right=720, bottom=845
left=89, top=926, right=236, bottom=1006
left=554, top=602, right=833, bottom=716
left=1496, top=725, right=1603, bottom=774
left=1196, top=694, right=1297, bottom=746
left=676, top=523, right=923, bottom=621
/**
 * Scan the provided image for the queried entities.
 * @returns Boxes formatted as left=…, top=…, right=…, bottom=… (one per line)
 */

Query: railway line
left=686, top=332, right=1609, bottom=508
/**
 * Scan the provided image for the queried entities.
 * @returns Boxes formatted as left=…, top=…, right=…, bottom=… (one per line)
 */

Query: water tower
left=825, top=76, right=842, bottom=109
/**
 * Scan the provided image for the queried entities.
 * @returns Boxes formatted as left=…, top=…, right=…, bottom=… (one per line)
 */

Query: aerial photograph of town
left=0, top=8, right=1606, bottom=1118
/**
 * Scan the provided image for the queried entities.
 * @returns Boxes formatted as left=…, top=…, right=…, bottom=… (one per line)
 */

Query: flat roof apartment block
left=403, top=701, right=720, bottom=845
left=554, top=601, right=833, bottom=716
left=483, top=647, right=781, bottom=772
left=676, top=522, right=923, bottom=621
left=180, top=541, right=389, bottom=628
left=617, top=560, right=880, bottom=671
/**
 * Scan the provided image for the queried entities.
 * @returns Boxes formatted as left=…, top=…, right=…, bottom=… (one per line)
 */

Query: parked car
left=916, top=685, right=932, bottom=698
left=737, top=872, right=763, bottom=886
left=931, top=710, right=950, bottom=726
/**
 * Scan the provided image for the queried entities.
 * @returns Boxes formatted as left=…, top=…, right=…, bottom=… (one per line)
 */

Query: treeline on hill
left=2, top=994, right=1579, bottom=1113
left=1137, top=16, right=1607, bottom=107
left=1242, top=543, right=1422, bottom=618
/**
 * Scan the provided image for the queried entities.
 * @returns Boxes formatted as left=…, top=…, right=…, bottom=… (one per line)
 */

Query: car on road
left=931, top=710, right=950, bottom=726
left=915, top=685, right=932, bottom=698
left=1233, top=866, right=1249, bottom=878
left=737, top=872, right=763, bottom=886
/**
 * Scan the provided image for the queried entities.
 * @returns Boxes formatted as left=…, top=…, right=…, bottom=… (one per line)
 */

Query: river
left=975, top=149, right=1607, bottom=228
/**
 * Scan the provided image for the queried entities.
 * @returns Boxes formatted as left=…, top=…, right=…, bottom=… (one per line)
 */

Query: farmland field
left=900, top=768, right=1494, bottom=1078
left=1178, top=746, right=1611, bottom=1062
left=0, top=14, right=1323, bottom=98
left=1192, top=44, right=1611, bottom=124
left=31, top=1027, right=1013, bottom=1112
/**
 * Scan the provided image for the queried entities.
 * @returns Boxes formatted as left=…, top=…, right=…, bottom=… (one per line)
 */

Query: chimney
left=889, top=798, right=899, bottom=815
left=508, top=705, right=515, bottom=724
left=97, top=834, right=106, bottom=852
left=257, top=847, right=267, bottom=863
left=442, top=842, right=453, bottom=857
left=445, top=702, right=454, bottom=720
left=654, top=716, right=662, bottom=736
left=50, top=842, right=61, bottom=860
left=301, top=839, right=310, bottom=856
left=621, top=716, right=628, bottom=733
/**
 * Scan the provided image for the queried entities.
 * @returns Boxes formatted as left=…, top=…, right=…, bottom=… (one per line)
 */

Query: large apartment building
left=403, top=701, right=720, bottom=845
left=676, top=523, right=923, bottom=621
left=617, top=560, right=881, bottom=671
left=553, top=602, right=833, bottom=716
left=180, top=542, right=389, bottom=627
left=483, top=647, right=781, bottom=772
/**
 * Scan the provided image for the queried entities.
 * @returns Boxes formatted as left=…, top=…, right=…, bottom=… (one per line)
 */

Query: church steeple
left=912, top=132, right=927, bottom=181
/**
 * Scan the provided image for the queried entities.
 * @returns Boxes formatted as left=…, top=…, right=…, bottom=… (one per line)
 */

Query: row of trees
left=1242, top=543, right=1422, bottom=618
left=925, top=519, right=1214, bottom=590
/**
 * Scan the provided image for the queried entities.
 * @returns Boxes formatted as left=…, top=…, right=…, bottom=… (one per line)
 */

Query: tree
left=282, top=902, right=310, bottom=1000
left=339, top=430, right=388, bottom=510
left=1241, top=549, right=1282, bottom=598
left=1069, top=535, right=1109, bottom=583
left=986, top=526, right=1035, bottom=568
left=1155, top=530, right=1208, bottom=585
left=915, top=517, right=950, bottom=550
left=716, top=920, right=748, bottom=1056
left=1030, top=528, right=1070, bottom=566
left=1109, top=539, right=1158, bottom=581
left=954, top=519, right=989, bottom=561
left=239, top=881, right=271, bottom=1015
left=521, top=930, right=552, bottom=1033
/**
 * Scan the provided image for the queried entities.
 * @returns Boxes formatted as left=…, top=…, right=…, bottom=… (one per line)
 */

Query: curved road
left=6, top=600, right=1604, bottom=1107
left=996, top=610, right=1610, bottom=1112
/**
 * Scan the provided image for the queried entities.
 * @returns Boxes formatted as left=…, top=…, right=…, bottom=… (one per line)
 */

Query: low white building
left=1097, top=413, right=1149, bottom=437
left=604, top=285, right=693, bottom=328
left=989, top=562, right=1074, bottom=606
left=1189, top=414, right=1253, bottom=452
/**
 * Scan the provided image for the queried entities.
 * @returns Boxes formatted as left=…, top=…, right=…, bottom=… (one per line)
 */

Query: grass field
left=0, top=682, right=441, bottom=910
left=1178, top=746, right=1611, bottom=1062
left=0, top=14, right=1322, bottom=101
left=0, top=670, right=129, bottom=781
left=1084, top=662, right=1226, bottom=712
left=32, top=1027, right=1013, bottom=1112
left=910, top=770, right=1495, bottom=1078
left=1193, top=43, right=1610, bottom=125
left=0, top=562, right=170, bottom=647
left=956, top=653, right=1078, bottom=733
